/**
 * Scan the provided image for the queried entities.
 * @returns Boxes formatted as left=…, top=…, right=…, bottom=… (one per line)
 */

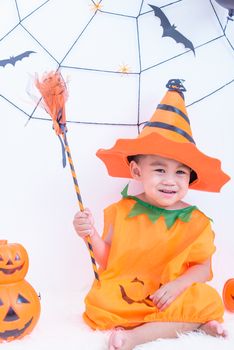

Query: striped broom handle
left=61, top=130, right=100, bottom=283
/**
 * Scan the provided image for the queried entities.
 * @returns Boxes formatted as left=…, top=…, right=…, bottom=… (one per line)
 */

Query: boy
left=73, top=80, right=230, bottom=350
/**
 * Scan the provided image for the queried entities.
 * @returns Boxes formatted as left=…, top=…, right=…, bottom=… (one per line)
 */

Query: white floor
left=1, top=291, right=234, bottom=350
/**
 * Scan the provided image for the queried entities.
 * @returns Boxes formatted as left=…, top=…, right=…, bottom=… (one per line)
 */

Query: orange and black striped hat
left=96, top=79, right=230, bottom=192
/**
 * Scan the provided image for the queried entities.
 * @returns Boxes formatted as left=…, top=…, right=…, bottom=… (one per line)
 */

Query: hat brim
left=96, top=133, right=230, bottom=192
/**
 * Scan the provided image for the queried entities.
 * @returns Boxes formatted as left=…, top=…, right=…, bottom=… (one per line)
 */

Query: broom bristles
left=35, top=71, right=68, bottom=134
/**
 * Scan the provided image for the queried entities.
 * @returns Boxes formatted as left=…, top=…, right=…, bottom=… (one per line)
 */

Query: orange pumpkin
left=0, top=240, right=40, bottom=342
left=0, top=240, right=29, bottom=284
left=0, top=281, right=40, bottom=342
left=222, top=279, right=234, bottom=312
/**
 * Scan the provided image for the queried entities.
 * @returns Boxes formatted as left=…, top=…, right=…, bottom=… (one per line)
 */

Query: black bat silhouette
left=149, top=4, right=195, bottom=55
left=0, top=50, right=36, bottom=67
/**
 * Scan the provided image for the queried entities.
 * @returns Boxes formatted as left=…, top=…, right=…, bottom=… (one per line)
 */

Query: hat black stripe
left=144, top=121, right=195, bottom=144
left=157, top=104, right=190, bottom=125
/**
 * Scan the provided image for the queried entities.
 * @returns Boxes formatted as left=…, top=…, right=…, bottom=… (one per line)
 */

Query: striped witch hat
left=96, top=79, right=230, bottom=192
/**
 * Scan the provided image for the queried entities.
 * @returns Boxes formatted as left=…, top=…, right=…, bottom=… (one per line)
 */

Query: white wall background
left=0, top=0, right=233, bottom=307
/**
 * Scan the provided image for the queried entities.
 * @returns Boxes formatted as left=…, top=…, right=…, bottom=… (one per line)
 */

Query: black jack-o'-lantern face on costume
left=0, top=240, right=29, bottom=284
left=119, top=277, right=155, bottom=307
left=0, top=281, right=41, bottom=342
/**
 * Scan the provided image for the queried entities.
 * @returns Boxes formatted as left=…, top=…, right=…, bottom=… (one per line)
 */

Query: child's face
left=129, top=155, right=191, bottom=209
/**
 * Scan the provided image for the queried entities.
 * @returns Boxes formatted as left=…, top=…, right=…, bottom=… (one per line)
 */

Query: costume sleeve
left=101, top=203, right=117, bottom=243
left=186, top=221, right=216, bottom=279
left=186, top=221, right=216, bottom=264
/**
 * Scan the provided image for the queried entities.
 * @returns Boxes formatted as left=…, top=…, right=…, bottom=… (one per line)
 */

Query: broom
left=35, top=71, right=100, bottom=283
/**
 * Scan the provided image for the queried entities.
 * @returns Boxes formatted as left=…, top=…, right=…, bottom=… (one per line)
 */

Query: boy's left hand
left=149, top=280, right=186, bottom=311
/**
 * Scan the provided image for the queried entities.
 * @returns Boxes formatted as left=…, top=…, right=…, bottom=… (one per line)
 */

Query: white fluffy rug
left=1, top=291, right=233, bottom=350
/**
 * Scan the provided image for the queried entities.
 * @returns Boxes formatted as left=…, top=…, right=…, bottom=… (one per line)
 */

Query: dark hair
left=127, top=155, right=143, bottom=164
left=127, top=154, right=197, bottom=184
left=189, top=170, right=197, bottom=184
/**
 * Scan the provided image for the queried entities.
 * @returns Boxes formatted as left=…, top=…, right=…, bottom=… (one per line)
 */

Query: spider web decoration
left=0, top=0, right=233, bottom=131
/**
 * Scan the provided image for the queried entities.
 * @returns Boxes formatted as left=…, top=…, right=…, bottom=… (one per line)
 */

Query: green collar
left=121, top=185, right=197, bottom=229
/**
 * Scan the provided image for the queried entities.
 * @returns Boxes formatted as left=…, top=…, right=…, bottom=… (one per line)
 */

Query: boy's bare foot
left=108, top=320, right=228, bottom=349
left=108, top=328, right=135, bottom=350
left=200, top=320, right=228, bottom=338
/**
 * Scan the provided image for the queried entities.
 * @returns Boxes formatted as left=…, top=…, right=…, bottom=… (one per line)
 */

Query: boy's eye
left=154, top=168, right=165, bottom=173
left=176, top=170, right=188, bottom=175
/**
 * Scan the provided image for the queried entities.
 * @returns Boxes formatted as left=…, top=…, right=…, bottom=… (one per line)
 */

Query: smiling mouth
left=0, top=263, right=24, bottom=275
left=0, top=317, right=33, bottom=340
left=159, top=189, right=177, bottom=194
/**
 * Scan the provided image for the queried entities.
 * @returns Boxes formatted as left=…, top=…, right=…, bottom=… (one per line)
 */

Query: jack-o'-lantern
left=0, top=279, right=40, bottom=342
left=222, top=279, right=234, bottom=312
left=0, top=240, right=40, bottom=342
left=0, top=240, right=29, bottom=284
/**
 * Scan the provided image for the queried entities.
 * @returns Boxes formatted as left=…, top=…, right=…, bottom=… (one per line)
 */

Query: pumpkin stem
left=0, top=240, right=7, bottom=245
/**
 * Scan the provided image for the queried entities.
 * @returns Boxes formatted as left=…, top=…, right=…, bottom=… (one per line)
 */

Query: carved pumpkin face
left=0, top=240, right=29, bottom=284
left=223, top=279, right=234, bottom=312
left=0, top=281, right=40, bottom=342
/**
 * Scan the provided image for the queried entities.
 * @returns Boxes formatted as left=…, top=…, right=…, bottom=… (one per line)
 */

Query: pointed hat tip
left=166, top=79, right=186, bottom=93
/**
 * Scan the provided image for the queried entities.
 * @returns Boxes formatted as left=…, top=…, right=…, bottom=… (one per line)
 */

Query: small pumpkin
left=0, top=280, right=40, bottom=342
left=222, top=278, right=234, bottom=312
left=0, top=240, right=29, bottom=284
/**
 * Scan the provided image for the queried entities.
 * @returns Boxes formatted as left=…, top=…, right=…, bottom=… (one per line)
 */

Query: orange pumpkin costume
left=83, top=80, right=229, bottom=330
left=83, top=195, right=224, bottom=329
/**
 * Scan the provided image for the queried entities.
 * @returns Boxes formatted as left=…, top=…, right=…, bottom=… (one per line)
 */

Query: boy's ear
left=129, top=161, right=141, bottom=179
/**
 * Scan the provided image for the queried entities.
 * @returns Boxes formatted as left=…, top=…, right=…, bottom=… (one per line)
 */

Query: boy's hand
left=73, top=208, right=95, bottom=238
left=149, top=280, right=185, bottom=311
